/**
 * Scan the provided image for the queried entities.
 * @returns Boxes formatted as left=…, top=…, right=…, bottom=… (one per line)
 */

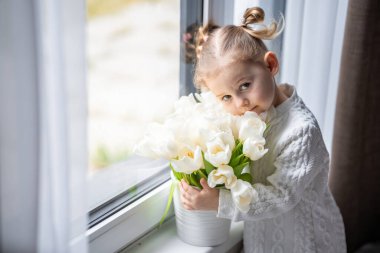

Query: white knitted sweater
left=217, top=84, right=347, bottom=253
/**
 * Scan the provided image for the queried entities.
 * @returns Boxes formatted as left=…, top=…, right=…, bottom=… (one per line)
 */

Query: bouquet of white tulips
left=134, top=92, right=268, bottom=213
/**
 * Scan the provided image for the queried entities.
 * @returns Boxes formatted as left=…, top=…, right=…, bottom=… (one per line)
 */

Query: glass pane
left=87, top=0, right=179, bottom=211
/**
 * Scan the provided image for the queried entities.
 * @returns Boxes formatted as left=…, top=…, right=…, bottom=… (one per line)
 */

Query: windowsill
left=87, top=180, right=243, bottom=253
left=123, top=217, right=244, bottom=253
left=88, top=181, right=175, bottom=253
left=88, top=157, right=170, bottom=227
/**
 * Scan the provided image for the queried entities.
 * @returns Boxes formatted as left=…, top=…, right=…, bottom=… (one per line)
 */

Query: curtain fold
left=0, top=0, right=88, bottom=252
left=0, top=1, right=40, bottom=250
left=329, top=0, right=380, bottom=252
left=280, top=0, right=348, bottom=153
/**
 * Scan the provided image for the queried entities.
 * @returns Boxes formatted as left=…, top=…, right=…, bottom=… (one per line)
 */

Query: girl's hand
left=179, top=178, right=219, bottom=211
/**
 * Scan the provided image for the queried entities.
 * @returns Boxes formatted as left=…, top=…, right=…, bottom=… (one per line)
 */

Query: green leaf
left=233, top=162, right=249, bottom=177
left=237, top=153, right=246, bottom=163
left=263, top=123, right=271, bottom=137
left=170, top=163, right=183, bottom=181
left=239, top=173, right=252, bottom=184
left=180, top=174, right=189, bottom=184
left=230, top=141, right=244, bottom=167
left=229, top=153, right=245, bottom=168
left=229, top=159, right=238, bottom=169
left=197, top=169, right=207, bottom=180
left=231, top=141, right=243, bottom=157
left=192, top=173, right=202, bottom=188
left=170, top=164, right=178, bottom=178
left=229, top=154, right=238, bottom=167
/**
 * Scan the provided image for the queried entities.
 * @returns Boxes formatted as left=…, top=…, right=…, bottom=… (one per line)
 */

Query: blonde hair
left=193, top=7, right=284, bottom=89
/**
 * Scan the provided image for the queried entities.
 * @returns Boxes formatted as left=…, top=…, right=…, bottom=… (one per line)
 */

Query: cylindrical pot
left=171, top=173, right=231, bottom=247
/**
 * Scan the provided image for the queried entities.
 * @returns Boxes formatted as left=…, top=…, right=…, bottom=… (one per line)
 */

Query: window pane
left=87, top=0, right=179, bottom=212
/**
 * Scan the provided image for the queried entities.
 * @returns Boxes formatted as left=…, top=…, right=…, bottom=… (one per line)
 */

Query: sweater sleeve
left=217, top=124, right=329, bottom=221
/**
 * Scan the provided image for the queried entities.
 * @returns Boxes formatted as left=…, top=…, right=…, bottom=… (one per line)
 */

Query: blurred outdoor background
left=87, top=0, right=180, bottom=171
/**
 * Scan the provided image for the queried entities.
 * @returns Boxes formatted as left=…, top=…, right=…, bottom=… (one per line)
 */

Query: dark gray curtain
left=329, top=0, right=380, bottom=252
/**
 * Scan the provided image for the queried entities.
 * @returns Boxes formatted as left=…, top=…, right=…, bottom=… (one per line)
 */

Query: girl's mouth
left=250, top=106, right=258, bottom=112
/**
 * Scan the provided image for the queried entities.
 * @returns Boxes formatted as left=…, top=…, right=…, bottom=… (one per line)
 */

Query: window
left=85, top=1, right=206, bottom=252
left=87, top=0, right=180, bottom=225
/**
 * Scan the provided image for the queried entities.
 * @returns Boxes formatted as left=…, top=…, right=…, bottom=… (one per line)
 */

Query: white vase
left=171, top=173, right=231, bottom=247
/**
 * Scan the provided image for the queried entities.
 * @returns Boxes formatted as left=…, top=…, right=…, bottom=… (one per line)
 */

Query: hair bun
left=242, top=7, right=265, bottom=26
left=194, top=21, right=219, bottom=59
left=240, top=6, right=284, bottom=40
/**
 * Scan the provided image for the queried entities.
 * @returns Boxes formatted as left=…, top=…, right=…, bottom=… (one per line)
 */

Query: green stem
left=198, top=169, right=207, bottom=179
left=158, top=181, right=176, bottom=228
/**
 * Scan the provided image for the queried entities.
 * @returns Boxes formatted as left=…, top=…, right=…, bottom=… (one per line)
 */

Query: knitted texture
left=217, top=84, right=347, bottom=253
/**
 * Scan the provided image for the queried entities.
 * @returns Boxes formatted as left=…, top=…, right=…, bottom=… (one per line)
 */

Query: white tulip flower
left=133, top=123, right=179, bottom=160
left=173, top=94, right=197, bottom=115
left=204, top=131, right=235, bottom=167
left=243, top=136, right=268, bottom=161
left=171, top=145, right=204, bottom=174
left=229, top=114, right=240, bottom=140
left=238, top=111, right=267, bottom=141
left=231, top=179, right=258, bottom=213
left=207, top=165, right=237, bottom=189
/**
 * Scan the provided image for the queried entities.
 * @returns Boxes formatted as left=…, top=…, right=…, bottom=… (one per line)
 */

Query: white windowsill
left=123, top=218, right=244, bottom=253
left=88, top=181, right=174, bottom=253
left=87, top=180, right=243, bottom=253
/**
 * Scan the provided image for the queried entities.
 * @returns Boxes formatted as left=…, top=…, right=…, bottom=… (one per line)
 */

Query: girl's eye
left=239, top=82, right=250, bottom=91
left=221, top=95, right=231, bottom=102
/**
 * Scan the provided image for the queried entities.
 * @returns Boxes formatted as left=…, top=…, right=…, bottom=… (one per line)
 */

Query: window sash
left=87, top=0, right=203, bottom=231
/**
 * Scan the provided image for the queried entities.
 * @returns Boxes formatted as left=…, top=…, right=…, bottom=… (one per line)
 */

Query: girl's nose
left=235, top=96, right=250, bottom=109
left=234, top=97, right=250, bottom=115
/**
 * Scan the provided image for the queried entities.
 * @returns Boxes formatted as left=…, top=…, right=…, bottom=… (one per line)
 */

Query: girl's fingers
left=179, top=180, right=185, bottom=192
left=180, top=180, right=190, bottom=195
left=181, top=179, right=199, bottom=195
left=183, top=203, right=194, bottom=210
left=179, top=178, right=218, bottom=211
left=180, top=190, right=192, bottom=201
left=180, top=179, right=188, bottom=192
left=200, top=178, right=211, bottom=190
left=180, top=183, right=194, bottom=201
left=180, top=193, right=187, bottom=203
left=180, top=194, right=193, bottom=210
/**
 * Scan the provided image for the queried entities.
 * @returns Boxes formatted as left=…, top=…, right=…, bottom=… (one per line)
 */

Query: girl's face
left=205, top=52, right=279, bottom=116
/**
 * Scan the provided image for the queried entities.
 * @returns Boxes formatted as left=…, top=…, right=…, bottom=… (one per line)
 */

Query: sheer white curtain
left=0, top=0, right=88, bottom=252
left=280, top=0, right=349, bottom=152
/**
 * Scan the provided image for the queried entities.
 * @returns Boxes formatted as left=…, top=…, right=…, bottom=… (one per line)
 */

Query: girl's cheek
left=221, top=103, right=232, bottom=112
left=261, top=82, right=275, bottom=101
left=222, top=103, right=241, bottom=115
left=251, top=87, right=265, bottom=103
left=226, top=105, right=239, bottom=115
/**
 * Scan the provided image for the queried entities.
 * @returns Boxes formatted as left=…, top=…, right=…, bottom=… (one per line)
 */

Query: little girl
left=179, top=7, right=347, bottom=253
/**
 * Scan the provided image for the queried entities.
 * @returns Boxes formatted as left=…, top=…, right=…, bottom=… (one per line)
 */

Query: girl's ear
left=263, top=51, right=279, bottom=76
